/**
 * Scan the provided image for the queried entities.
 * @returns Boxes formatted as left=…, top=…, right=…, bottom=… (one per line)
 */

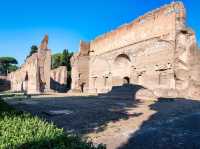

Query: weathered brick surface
left=70, top=41, right=90, bottom=92
left=71, top=2, right=200, bottom=99
left=8, top=35, right=51, bottom=94
left=50, top=66, right=67, bottom=92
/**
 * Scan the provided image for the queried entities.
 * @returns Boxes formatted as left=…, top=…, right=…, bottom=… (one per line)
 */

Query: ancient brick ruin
left=8, top=35, right=51, bottom=94
left=71, top=2, right=200, bottom=99
left=50, top=66, right=68, bottom=92
left=8, top=35, right=68, bottom=94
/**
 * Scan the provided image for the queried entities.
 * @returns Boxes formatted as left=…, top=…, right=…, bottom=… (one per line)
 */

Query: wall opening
left=80, top=82, right=86, bottom=93
left=22, top=72, right=29, bottom=92
left=104, top=76, right=108, bottom=88
left=123, top=77, right=130, bottom=84
left=113, top=54, right=131, bottom=77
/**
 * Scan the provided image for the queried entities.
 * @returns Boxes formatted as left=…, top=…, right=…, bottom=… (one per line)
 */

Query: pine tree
left=27, top=45, right=38, bottom=58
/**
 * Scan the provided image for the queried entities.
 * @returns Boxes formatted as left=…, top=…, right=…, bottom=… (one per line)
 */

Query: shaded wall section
left=50, top=66, right=67, bottom=92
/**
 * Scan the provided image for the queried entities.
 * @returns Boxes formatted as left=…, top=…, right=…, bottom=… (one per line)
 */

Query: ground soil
left=6, top=94, right=200, bottom=149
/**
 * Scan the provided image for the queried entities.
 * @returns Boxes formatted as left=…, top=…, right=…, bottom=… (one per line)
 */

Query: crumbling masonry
left=8, top=35, right=67, bottom=94
left=8, top=35, right=51, bottom=94
left=71, top=2, right=200, bottom=99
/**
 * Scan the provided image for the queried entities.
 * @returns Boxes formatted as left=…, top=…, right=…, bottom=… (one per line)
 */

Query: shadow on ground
left=118, top=98, right=200, bottom=149
left=6, top=84, right=200, bottom=149
left=7, top=84, right=145, bottom=135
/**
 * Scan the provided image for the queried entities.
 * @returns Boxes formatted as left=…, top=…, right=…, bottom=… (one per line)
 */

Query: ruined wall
left=90, top=2, right=185, bottom=56
left=9, top=53, right=39, bottom=94
left=173, top=28, right=200, bottom=99
left=50, top=66, right=67, bottom=92
left=38, top=35, right=51, bottom=92
left=25, top=54, right=40, bottom=93
left=88, top=39, right=175, bottom=93
left=71, top=41, right=90, bottom=92
left=9, top=70, right=23, bottom=92
left=71, top=2, right=200, bottom=99
left=87, top=2, right=186, bottom=94
left=8, top=35, right=51, bottom=94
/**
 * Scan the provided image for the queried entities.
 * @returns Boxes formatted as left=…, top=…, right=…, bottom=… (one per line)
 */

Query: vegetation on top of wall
left=0, top=99, right=106, bottom=149
left=27, top=45, right=38, bottom=58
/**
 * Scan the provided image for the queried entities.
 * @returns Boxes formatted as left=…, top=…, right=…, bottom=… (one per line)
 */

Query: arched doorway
left=22, top=72, right=28, bottom=93
left=123, top=77, right=130, bottom=84
left=80, top=82, right=86, bottom=93
left=112, top=54, right=131, bottom=86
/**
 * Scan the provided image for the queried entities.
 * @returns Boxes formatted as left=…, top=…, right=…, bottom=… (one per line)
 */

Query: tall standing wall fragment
left=71, top=2, right=200, bottom=99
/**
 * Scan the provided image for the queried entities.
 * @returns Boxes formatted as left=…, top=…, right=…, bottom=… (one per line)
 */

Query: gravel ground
left=6, top=95, right=200, bottom=149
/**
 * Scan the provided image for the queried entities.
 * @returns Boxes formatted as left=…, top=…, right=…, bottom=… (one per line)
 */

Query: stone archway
left=22, top=72, right=28, bottom=92
left=112, top=54, right=131, bottom=86
left=123, top=76, right=130, bottom=84
left=80, top=82, right=86, bottom=93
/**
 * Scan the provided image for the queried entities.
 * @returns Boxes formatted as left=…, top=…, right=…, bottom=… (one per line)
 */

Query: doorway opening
left=80, top=82, right=86, bottom=93
left=123, top=77, right=130, bottom=85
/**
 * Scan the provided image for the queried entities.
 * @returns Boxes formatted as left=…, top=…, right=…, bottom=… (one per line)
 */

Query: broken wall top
left=90, top=2, right=185, bottom=55
left=8, top=35, right=50, bottom=82
left=51, top=66, right=67, bottom=73
left=79, top=40, right=90, bottom=56
left=70, top=40, right=90, bottom=66
left=24, top=53, right=38, bottom=64
left=39, top=35, right=49, bottom=50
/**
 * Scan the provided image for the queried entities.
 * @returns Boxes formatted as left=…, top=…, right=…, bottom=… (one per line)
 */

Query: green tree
left=51, top=49, right=73, bottom=88
left=61, top=49, right=73, bottom=71
left=61, top=49, right=69, bottom=66
left=27, top=45, right=38, bottom=58
left=61, top=49, right=73, bottom=88
left=52, top=49, right=73, bottom=70
left=0, top=57, right=18, bottom=75
left=51, top=53, right=62, bottom=69
left=8, top=65, right=18, bottom=72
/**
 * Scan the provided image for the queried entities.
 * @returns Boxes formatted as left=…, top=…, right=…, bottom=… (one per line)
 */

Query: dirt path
left=6, top=95, right=200, bottom=149
left=85, top=101, right=155, bottom=149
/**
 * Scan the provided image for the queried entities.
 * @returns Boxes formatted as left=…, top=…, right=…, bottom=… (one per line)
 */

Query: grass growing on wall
left=0, top=99, right=105, bottom=149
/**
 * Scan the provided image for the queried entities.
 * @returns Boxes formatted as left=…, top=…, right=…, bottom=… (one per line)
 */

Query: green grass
left=0, top=99, right=105, bottom=149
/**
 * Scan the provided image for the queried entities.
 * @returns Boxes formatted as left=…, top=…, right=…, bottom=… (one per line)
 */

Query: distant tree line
left=0, top=57, right=18, bottom=75
left=51, top=49, right=73, bottom=71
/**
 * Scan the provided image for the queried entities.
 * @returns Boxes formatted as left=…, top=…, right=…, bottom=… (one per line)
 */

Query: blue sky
left=0, top=0, right=199, bottom=65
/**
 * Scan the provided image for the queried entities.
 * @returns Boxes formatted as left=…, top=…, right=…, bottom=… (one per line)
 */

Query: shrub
left=0, top=100, right=105, bottom=149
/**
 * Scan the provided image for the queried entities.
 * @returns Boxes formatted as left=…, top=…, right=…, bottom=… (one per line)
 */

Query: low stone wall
left=50, top=66, right=67, bottom=92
